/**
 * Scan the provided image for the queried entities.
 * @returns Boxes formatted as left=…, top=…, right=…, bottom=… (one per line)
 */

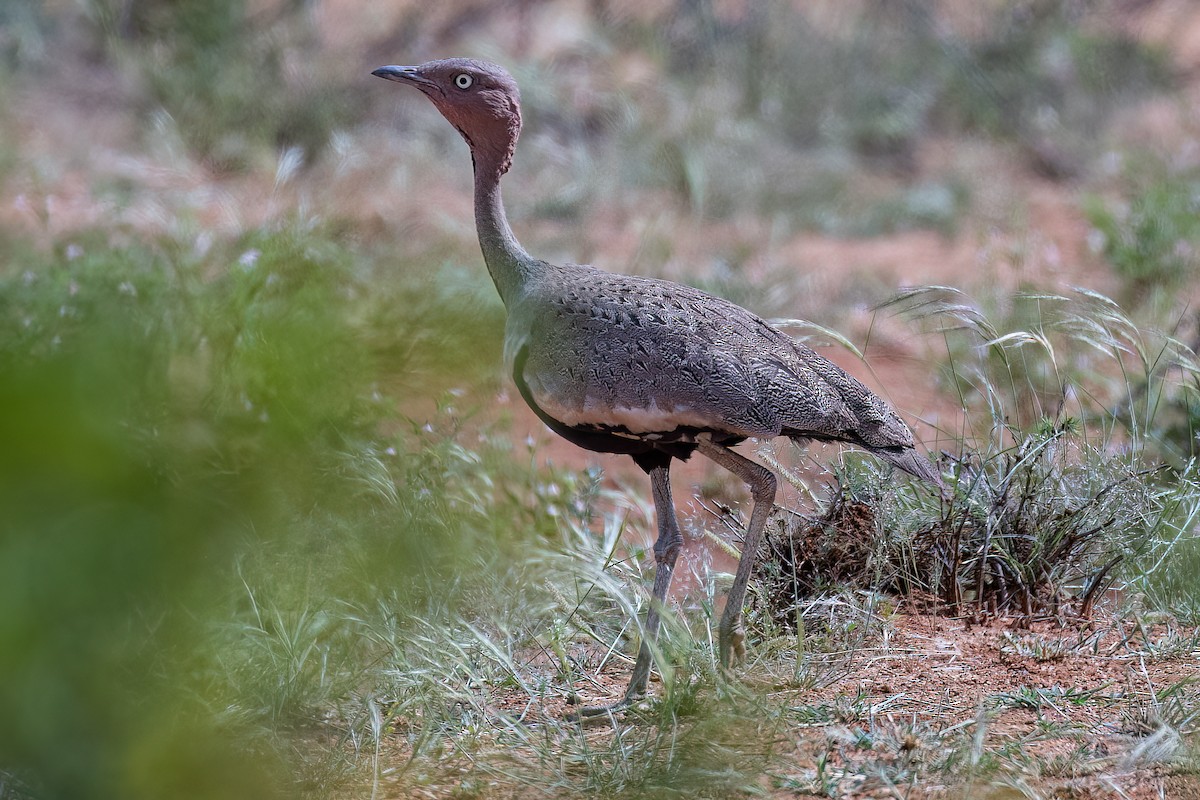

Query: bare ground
left=377, top=611, right=1198, bottom=799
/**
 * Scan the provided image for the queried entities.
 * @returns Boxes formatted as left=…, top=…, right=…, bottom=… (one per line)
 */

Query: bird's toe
left=718, top=623, right=747, bottom=669
left=721, top=624, right=747, bottom=668
left=566, top=695, right=651, bottom=724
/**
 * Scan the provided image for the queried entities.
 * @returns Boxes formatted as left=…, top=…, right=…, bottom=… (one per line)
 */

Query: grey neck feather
left=473, top=154, right=532, bottom=308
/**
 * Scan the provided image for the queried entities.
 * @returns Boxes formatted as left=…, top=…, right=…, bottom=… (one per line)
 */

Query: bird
left=373, top=58, right=943, bottom=716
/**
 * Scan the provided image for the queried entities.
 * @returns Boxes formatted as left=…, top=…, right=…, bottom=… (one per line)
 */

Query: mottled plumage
left=508, top=262, right=937, bottom=481
left=374, top=58, right=942, bottom=715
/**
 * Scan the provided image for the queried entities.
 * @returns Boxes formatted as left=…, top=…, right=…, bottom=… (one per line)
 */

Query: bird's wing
left=511, top=267, right=892, bottom=443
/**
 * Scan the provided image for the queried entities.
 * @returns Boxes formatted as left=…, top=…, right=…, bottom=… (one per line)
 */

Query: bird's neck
left=473, top=155, right=532, bottom=308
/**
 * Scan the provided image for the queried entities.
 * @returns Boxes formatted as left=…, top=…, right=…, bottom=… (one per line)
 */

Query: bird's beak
left=371, top=65, right=435, bottom=89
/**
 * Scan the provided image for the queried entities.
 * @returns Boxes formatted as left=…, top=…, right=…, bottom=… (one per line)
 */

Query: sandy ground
left=437, top=612, right=1199, bottom=800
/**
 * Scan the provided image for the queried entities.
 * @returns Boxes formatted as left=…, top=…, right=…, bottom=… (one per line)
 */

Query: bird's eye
left=454, top=73, right=473, bottom=90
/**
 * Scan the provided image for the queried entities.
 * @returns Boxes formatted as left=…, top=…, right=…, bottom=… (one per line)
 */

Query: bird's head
left=373, top=58, right=522, bottom=177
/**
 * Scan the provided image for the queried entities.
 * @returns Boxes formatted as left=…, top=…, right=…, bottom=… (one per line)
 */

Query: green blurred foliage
left=0, top=225, right=520, bottom=798
left=596, top=0, right=1171, bottom=175
left=0, top=237, right=300, bottom=798
left=0, top=3, right=50, bottom=67
left=939, top=10, right=1170, bottom=142
left=1082, top=164, right=1200, bottom=457
left=1086, top=175, right=1200, bottom=301
left=84, top=0, right=353, bottom=170
left=500, top=0, right=1174, bottom=235
left=11, top=0, right=1173, bottom=222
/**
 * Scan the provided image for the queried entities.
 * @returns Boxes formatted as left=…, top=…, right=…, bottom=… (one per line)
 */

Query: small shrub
left=756, top=431, right=1176, bottom=620
left=753, top=285, right=1200, bottom=620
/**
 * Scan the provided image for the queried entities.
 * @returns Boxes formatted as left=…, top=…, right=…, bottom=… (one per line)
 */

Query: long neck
left=473, top=156, right=532, bottom=308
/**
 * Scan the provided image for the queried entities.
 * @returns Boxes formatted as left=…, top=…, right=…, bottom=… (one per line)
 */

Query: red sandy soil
left=399, top=611, right=1198, bottom=800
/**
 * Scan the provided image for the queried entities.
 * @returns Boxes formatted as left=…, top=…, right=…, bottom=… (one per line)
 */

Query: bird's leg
left=574, top=463, right=681, bottom=718
left=625, top=464, right=682, bottom=700
left=696, top=438, right=777, bottom=669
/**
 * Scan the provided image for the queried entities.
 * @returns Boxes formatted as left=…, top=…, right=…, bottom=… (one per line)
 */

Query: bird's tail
left=871, top=446, right=949, bottom=499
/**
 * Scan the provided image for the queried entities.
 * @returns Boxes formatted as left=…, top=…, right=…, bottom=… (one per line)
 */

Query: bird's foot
left=730, top=626, right=746, bottom=665
left=565, top=693, right=649, bottom=724
left=718, top=624, right=747, bottom=671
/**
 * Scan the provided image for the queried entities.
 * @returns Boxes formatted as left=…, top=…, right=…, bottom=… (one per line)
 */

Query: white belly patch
left=534, top=392, right=718, bottom=434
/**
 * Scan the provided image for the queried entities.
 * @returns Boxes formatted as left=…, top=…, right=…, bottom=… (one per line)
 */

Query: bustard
left=373, top=58, right=943, bottom=715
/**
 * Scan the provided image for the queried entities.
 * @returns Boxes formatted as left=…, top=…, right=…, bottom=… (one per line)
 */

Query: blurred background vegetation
left=2, top=0, right=1200, bottom=797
